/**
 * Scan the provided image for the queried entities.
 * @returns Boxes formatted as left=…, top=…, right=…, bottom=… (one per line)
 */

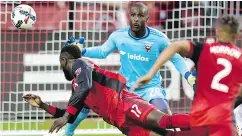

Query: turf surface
left=2, top=118, right=124, bottom=136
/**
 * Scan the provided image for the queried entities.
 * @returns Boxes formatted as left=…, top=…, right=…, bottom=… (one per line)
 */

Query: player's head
left=129, top=2, right=149, bottom=33
left=59, top=45, right=81, bottom=81
left=216, top=16, right=240, bottom=44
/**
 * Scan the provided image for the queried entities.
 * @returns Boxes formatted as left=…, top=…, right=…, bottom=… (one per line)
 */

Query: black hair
left=217, top=16, right=239, bottom=34
left=60, top=45, right=81, bottom=59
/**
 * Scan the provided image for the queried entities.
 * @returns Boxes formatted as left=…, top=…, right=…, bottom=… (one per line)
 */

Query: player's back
left=76, top=59, right=127, bottom=125
left=190, top=42, right=242, bottom=126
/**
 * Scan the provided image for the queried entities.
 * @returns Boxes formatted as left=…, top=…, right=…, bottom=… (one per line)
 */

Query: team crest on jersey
left=75, top=67, right=82, bottom=76
left=144, top=42, right=153, bottom=52
left=72, top=79, right=78, bottom=91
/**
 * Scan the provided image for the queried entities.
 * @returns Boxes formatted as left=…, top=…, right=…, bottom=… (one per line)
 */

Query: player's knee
left=128, top=127, right=150, bottom=136
left=149, top=98, right=171, bottom=115
left=161, top=109, right=172, bottom=115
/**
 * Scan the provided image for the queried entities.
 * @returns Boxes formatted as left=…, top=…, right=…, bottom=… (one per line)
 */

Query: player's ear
left=235, top=32, right=240, bottom=41
left=60, top=57, right=68, bottom=67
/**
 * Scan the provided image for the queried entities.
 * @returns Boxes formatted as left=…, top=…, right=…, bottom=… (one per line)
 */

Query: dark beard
left=63, top=69, right=73, bottom=81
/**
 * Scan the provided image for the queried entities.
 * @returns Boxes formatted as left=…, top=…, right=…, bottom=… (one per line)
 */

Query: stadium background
left=1, top=1, right=242, bottom=136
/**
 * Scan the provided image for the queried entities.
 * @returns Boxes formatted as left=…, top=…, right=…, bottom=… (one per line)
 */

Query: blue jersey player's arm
left=159, top=36, right=189, bottom=77
left=82, top=33, right=117, bottom=59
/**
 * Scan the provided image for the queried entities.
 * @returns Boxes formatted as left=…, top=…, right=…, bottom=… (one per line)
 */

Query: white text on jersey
left=210, top=45, right=241, bottom=59
left=128, top=53, right=149, bottom=62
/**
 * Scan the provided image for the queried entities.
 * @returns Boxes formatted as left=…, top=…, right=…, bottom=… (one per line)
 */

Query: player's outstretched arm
left=65, top=35, right=117, bottom=59
left=49, top=59, right=93, bottom=134
left=22, top=94, right=66, bottom=118
left=131, top=40, right=191, bottom=91
left=148, top=40, right=191, bottom=78
left=82, top=33, right=117, bottom=59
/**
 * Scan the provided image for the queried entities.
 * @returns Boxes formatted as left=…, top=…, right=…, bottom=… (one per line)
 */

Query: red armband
left=48, top=105, right=57, bottom=116
left=66, top=105, right=77, bottom=116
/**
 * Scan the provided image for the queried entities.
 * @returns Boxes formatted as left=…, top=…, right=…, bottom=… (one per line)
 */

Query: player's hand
left=65, top=36, right=85, bottom=52
left=49, top=115, right=69, bottom=134
left=130, top=74, right=153, bottom=92
left=22, top=94, right=43, bottom=108
left=184, top=69, right=197, bottom=90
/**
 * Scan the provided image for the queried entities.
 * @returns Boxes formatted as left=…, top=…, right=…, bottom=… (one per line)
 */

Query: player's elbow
left=171, top=41, right=184, bottom=53
left=171, top=40, right=191, bottom=57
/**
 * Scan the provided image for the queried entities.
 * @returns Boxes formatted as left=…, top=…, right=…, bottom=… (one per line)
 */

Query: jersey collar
left=128, top=26, right=150, bottom=40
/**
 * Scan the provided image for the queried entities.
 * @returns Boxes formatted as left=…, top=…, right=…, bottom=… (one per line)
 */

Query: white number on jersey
left=131, top=104, right=142, bottom=118
left=211, top=58, right=232, bottom=93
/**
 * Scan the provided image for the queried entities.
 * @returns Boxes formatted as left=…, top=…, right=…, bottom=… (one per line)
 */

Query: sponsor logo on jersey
left=128, top=53, right=149, bottom=62
left=144, top=42, right=153, bottom=52
left=120, top=50, right=126, bottom=55
left=120, top=51, right=149, bottom=62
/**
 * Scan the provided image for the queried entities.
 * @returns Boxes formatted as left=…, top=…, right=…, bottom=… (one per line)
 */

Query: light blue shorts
left=128, top=87, right=167, bottom=102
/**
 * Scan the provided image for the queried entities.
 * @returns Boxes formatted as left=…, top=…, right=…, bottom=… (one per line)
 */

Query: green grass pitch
left=2, top=118, right=124, bottom=136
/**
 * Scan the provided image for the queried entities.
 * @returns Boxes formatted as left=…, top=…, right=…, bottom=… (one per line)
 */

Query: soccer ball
left=11, top=4, right=36, bottom=29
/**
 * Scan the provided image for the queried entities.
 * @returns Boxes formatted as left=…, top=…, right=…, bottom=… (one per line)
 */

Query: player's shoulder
left=72, top=58, right=94, bottom=71
left=148, top=27, right=169, bottom=39
left=110, top=26, right=130, bottom=36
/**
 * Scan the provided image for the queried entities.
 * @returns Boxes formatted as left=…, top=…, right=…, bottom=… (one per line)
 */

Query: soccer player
left=79, top=2, right=193, bottom=114
left=23, top=45, right=207, bottom=136
left=64, top=3, right=195, bottom=135
left=132, top=16, right=242, bottom=136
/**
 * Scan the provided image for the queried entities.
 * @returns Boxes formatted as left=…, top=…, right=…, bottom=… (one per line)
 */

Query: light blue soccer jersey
left=83, top=26, right=189, bottom=92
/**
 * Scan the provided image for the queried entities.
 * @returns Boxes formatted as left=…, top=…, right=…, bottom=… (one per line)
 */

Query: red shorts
left=117, top=90, right=156, bottom=134
left=85, top=85, right=155, bottom=135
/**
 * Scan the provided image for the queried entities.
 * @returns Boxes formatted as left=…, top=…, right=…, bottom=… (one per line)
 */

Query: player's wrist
left=39, top=102, right=47, bottom=109
left=64, top=112, right=72, bottom=120
left=184, top=71, right=191, bottom=80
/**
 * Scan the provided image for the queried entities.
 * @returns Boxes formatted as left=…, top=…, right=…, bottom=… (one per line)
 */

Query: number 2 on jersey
left=211, top=58, right=232, bottom=93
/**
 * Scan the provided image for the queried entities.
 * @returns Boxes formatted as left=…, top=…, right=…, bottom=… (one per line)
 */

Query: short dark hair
left=130, top=2, right=148, bottom=15
left=217, top=16, right=239, bottom=34
left=60, top=45, right=81, bottom=59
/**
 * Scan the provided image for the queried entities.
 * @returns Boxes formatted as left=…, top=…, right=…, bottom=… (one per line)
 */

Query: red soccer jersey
left=188, top=41, right=242, bottom=127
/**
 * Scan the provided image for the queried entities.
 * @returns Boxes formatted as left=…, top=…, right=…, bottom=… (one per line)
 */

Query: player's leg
left=145, top=109, right=190, bottom=130
left=233, top=95, right=242, bottom=136
left=128, top=125, right=209, bottom=136
left=150, top=98, right=172, bottom=115
left=64, top=107, right=90, bottom=136
left=123, top=93, right=207, bottom=135
left=234, top=103, right=242, bottom=135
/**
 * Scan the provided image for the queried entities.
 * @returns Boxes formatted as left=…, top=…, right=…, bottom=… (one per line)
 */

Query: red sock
left=159, top=114, right=190, bottom=129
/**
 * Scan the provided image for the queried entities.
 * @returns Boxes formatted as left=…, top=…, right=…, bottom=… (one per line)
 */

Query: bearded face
left=62, top=68, right=73, bottom=81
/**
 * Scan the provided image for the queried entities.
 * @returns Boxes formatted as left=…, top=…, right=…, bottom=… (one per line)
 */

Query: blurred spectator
left=107, top=2, right=128, bottom=29
left=57, top=1, right=66, bottom=9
